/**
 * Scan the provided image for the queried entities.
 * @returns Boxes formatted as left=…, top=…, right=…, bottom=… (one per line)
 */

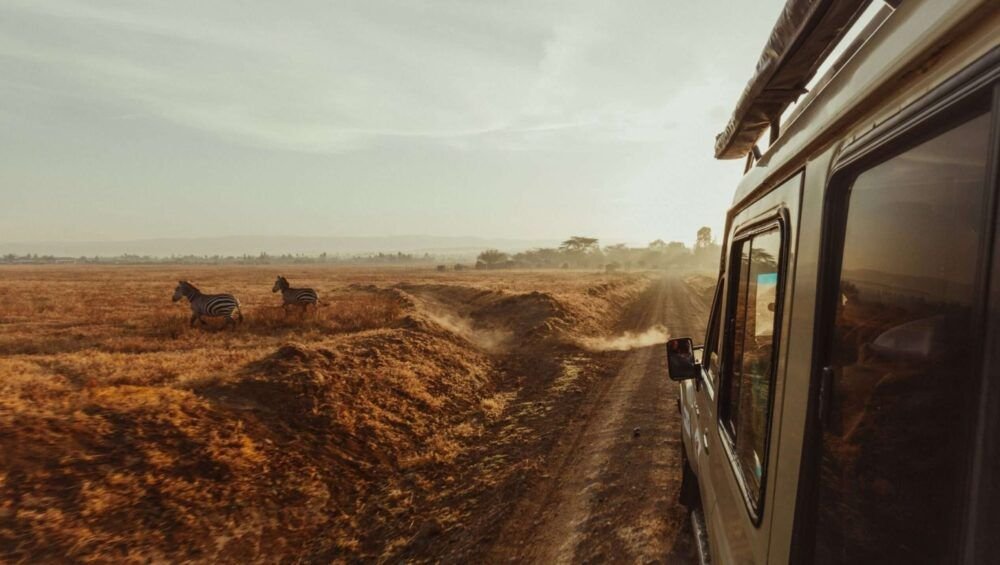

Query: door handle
left=702, top=432, right=710, bottom=454
left=818, top=366, right=834, bottom=428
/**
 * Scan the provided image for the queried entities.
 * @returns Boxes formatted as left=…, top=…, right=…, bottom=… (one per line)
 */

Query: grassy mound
left=0, top=267, right=656, bottom=562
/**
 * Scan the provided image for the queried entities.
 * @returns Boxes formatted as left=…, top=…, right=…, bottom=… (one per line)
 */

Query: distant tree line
left=0, top=251, right=456, bottom=266
left=474, top=228, right=721, bottom=272
left=2, top=227, right=723, bottom=271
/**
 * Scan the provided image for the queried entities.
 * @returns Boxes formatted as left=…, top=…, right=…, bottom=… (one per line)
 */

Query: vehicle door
left=705, top=172, right=802, bottom=564
left=799, top=80, right=997, bottom=565
left=685, top=278, right=724, bottom=509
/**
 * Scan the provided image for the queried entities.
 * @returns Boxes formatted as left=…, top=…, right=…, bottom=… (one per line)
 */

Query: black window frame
left=790, top=47, right=1000, bottom=564
left=717, top=211, right=791, bottom=526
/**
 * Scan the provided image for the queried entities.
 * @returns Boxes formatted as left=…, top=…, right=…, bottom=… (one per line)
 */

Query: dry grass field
left=0, top=264, right=673, bottom=563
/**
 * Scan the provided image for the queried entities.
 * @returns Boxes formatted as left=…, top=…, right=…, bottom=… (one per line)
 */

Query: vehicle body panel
left=677, top=0, right=1000, bottom=563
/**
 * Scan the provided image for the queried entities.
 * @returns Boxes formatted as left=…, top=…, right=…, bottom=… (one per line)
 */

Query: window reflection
left=706, top=280, right=725, bottom=385
left=724, top=229, right=782, bottom=502
left=814, top=112, right=991, bottom=564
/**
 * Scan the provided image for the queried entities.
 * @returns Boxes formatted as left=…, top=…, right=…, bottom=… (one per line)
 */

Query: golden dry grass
left=0, top=264, right=655, bottom=562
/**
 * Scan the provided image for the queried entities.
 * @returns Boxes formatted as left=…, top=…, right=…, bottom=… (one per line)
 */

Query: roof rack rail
left=714, top=0, right=873, bottom=160
left=780, top=3, right=894, bottom=136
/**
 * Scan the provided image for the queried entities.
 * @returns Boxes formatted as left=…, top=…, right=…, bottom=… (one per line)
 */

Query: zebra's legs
left=236, top=307, right=244, bottom=324
left=225, top=315, right=236, bottom=329
left=190, top=313, right=199, bottom=327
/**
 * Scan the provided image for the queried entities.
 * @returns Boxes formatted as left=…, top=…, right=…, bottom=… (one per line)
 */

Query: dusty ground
left=484, top=275, right=711, bottom=565
left=0, top=265, right=711, bottom=563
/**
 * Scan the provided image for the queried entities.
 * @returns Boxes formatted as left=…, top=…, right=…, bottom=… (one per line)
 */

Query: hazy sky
left=0, top=0, right=784, bottom=247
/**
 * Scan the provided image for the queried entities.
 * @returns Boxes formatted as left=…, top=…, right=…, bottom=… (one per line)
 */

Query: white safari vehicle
left=665, top=0, right=1000, bottom=563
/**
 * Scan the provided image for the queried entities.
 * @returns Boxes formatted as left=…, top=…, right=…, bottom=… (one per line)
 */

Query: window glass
left=723, top=228, right=782, bottom=503
left=706, top=279, right=725, bottom=385
left=725, top=240, right=751, bottom=435
left=813, top=112, right=992, bottom=564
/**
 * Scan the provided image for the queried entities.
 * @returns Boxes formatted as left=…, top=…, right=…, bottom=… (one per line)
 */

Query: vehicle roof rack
left=714, top=0, right=873, bottom=160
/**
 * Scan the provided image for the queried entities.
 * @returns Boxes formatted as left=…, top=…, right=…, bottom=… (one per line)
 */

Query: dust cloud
left=577, top=324, right=671, bottom=352
left=423, top=311, right=511, bottom=353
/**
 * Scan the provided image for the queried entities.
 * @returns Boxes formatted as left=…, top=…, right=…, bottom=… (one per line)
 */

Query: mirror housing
left=666, top=337, right=701, bottom=381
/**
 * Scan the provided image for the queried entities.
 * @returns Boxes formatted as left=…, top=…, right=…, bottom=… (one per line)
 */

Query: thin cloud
left=0, top=0, right=720, bottom=154
left=0, top=0, right=784, bottom=244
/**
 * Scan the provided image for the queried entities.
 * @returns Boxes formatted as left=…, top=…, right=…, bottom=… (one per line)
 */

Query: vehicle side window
left=812, top=111, right=992, bottom=564
left=704, top=278, right=725, bottom=386
left=720, top=226, right=783, bottom=508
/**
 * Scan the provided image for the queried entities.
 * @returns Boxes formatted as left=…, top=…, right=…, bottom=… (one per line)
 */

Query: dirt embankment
left=0, top=272, right=659, bottom=563
left=489, top=275, right=712, bottom=564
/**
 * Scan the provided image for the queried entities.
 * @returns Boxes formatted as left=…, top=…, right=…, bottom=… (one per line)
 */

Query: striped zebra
left=172, top=280, right=243, bottom=328
left=272, top=275, right=319, bottom=314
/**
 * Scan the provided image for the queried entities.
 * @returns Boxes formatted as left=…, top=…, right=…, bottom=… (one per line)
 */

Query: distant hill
left=0, top=235, right=560, bottom=258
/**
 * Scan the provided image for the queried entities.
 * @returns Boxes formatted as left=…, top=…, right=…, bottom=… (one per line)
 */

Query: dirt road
left=489, top=275, right=710, bottom=564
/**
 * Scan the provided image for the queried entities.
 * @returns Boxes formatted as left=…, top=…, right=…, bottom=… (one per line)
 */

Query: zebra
left=272, top=275, right=319, bottom=315
left=172, top=280, right=243, bottom=328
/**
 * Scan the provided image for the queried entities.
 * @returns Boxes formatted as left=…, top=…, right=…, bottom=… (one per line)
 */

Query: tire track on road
left=490, top=274, right=710, bottom=564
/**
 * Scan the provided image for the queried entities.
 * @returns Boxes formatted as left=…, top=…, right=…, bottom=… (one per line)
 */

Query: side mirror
left=666, top=337, right=701, bottom=381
